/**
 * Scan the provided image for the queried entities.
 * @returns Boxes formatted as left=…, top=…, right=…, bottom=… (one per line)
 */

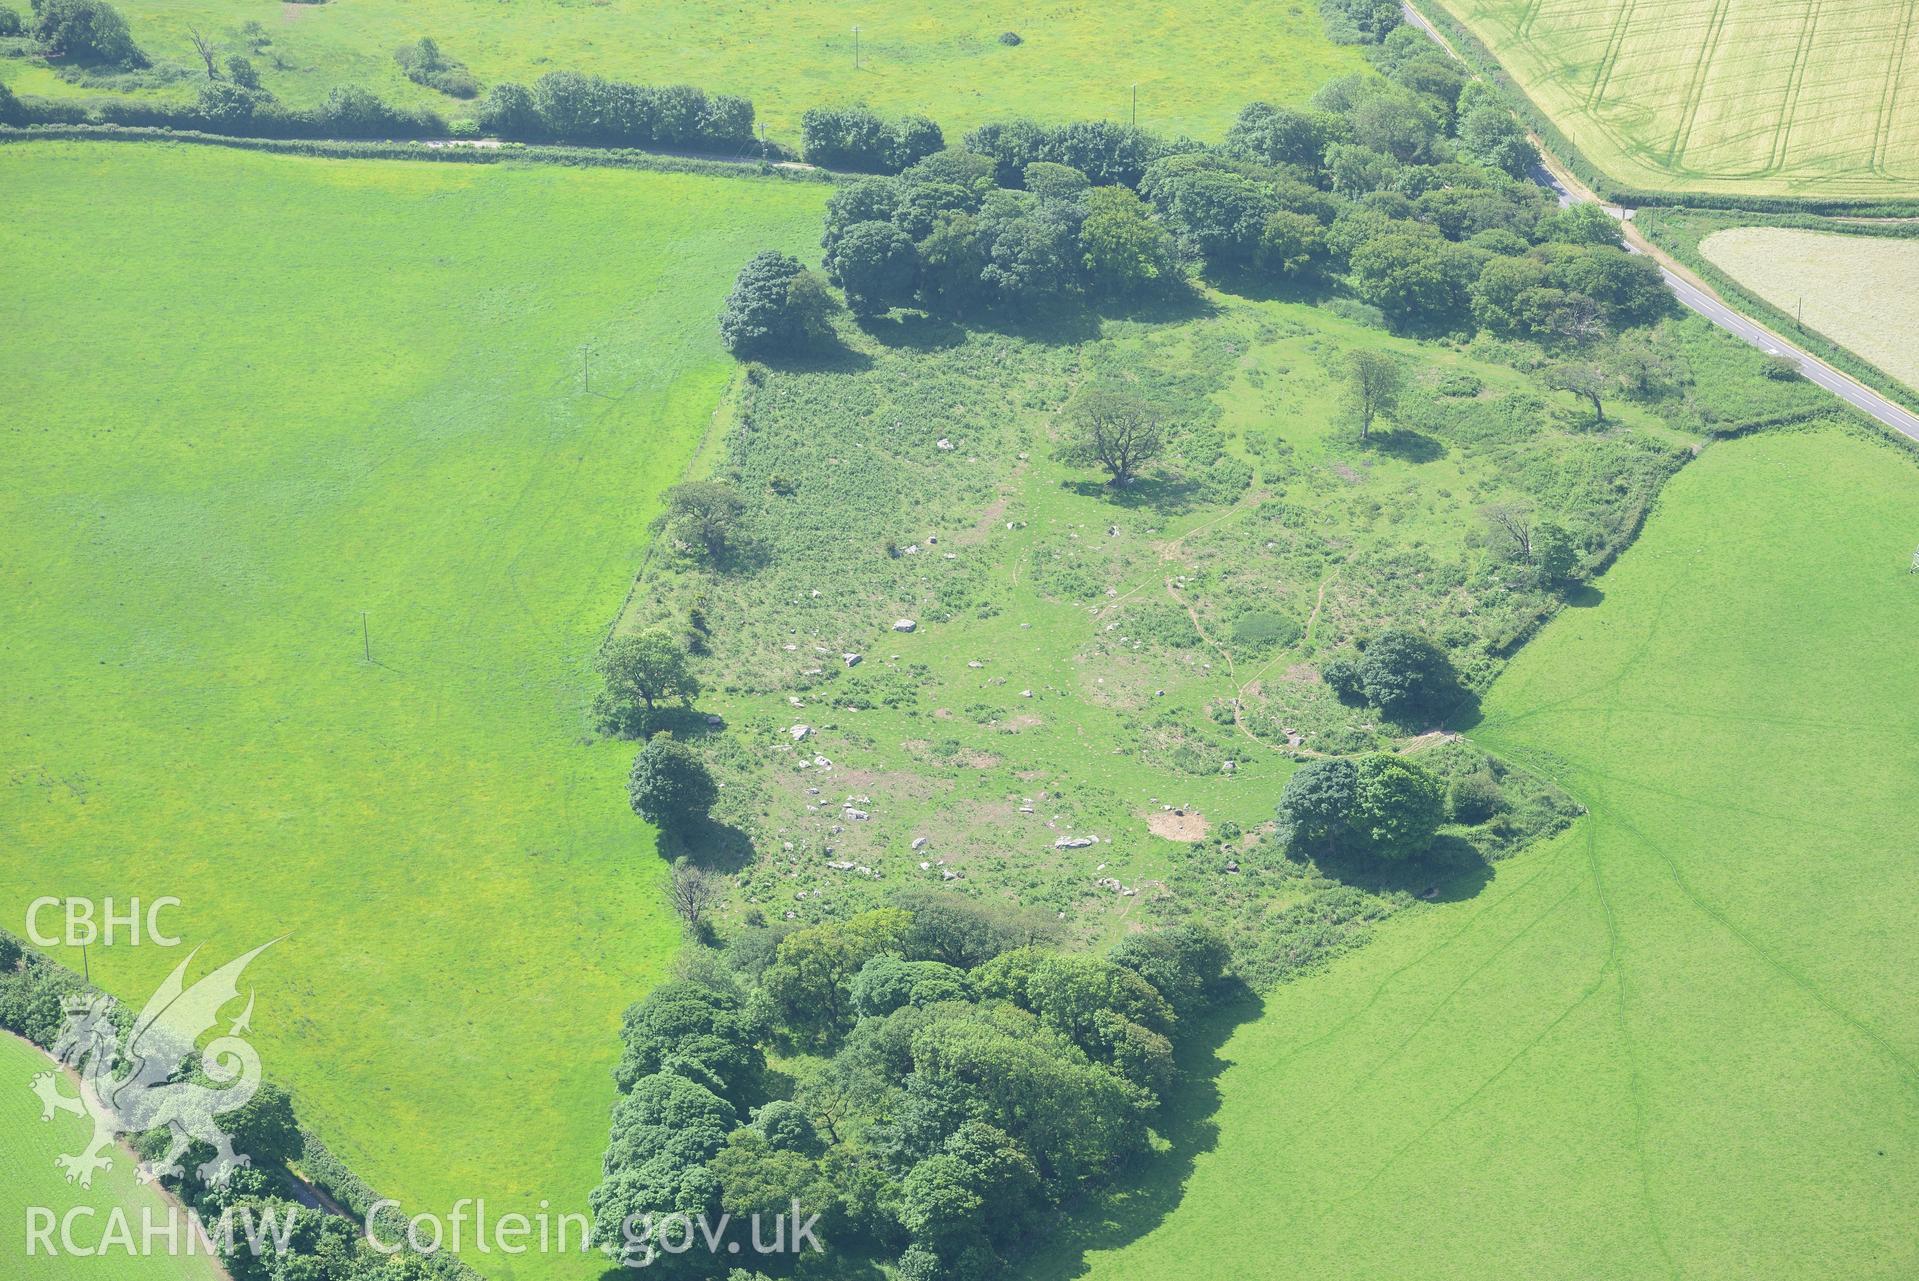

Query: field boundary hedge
left=1403, top=0, right=1919, bottom=217
left=0, top=121, right=841, bottom=183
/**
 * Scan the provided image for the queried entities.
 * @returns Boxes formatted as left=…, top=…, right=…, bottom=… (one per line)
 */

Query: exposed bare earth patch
left=1147, top=808, right=1209, bottom=842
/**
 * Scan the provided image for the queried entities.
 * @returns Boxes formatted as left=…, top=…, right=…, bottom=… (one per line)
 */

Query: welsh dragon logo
left=31, top=942, right=275, bottom=1188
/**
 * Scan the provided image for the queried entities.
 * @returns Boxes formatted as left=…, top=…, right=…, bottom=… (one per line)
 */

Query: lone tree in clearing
left=1055, top=388, right=1167, bottom=488
left=1543, top=358, right=1612, bottom=425
left=1276, top=752, right=1445, bottom=861
left=627, top=735, right=718, bottom=835
left=718, top=250, right=835, bottom=355
left=667, top=859, right=719, bottom=932
left=1482, top=503, right=1535, bottom=563
left=594, top=627, right=699, bottom=736
left=1341, top=349, right=1404, bottom=441
left=656, top=480, right=747, bottom=565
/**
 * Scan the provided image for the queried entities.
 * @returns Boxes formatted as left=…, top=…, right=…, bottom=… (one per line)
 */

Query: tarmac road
left=1401, top=0, right=1919, bottom=445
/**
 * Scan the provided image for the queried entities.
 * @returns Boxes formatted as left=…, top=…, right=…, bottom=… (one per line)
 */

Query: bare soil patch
left=1146, top=808, right=1209, bottom=842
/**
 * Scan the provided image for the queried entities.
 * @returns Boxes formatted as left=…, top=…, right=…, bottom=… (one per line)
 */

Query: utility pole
left=81, top=943, right=89, bottom=985
left=853, top=25, right=861, bottom=69
left=1131, top=83, right=1138, bottom=127
left=362, top=611, right=371, bottom=662
left=1796, top=296, right=1803, bottom=330
left=580, top=344, right=591, bottom=394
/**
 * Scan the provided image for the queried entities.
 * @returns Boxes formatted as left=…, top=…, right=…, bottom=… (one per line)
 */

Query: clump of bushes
left=30, top=0, right=144, bottom=66
left=998, top=30, right=1022, bottom=45
left=964, top=115, right=1179, bottom=187
left=15, top=82, right=447, bottom=138
left=719, top=250, right=836, bottom=355
left=394, top=36, right=478, bottom=99
left=1277, top=752, right=1447, bottom=861
left=588, top=907, right=1232, bottom=1277
left=477, top=71, right=754, bottom=150
left=800, top=103, right=944, bottom=173
left=1319, top=0, right=1402, bottom=44
left=0, top=5, right=25, bottom=36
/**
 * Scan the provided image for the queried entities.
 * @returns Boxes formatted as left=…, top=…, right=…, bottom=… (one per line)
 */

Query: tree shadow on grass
left=1364, top=426, right=1447, bottom=463
left=1061, top=473, right=1205, bottom=517
left=1020, top=987, right=1264, bottom=1281
left=1564, top=582, right=1606, bottom=609
left=1310, top=832, right=1492, bottom=903
left=660, top=814, right=756, bottom=874
left=858, top=310, right=967, bottom=351
left=755, top=336, right=875, bottom=376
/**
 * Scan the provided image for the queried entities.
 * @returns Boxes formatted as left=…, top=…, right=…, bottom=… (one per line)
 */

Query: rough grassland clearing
left=1700, top=225, right=1919, bottom=388
left=1031, top=427, right=1919, bottom=1279
left=2, top=1034, right=228, bottom=1281
left=619, top=284, right=1833, bottom=986
left=0, top=0, right=1363, bottom=145
left=0, top=142, right=825, bottom=1281
left=1422, top=0, right=1919, bottom=200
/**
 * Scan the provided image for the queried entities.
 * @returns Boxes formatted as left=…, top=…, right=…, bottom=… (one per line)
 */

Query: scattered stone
left=968, top=660, right=984, bottom=668
left=844, top=653, right=862, bottom=667
left=789, top=724, right=811, bottom=741
left=920, top=860, right=932, bottom=870
left=936, top=438, right=954, bottom=451
left=904, top=544, right=920, bottom=555
left=1225, top=860, right=1241, bottom=873
left=893, top=619, right=917, bottom=633
left=1054, top=835, right=1098, bottom=849
left=844, top=807, right=870, bottom=821
left=1020, top=689, right=1033, bottom=698
left=705, top=714, right=724, bottom=728
left=941, top=868, right=960, bottom=881
left=927, top=534, right=938, bottom=544
left=1222, top=760, right=1236, bottom=773
left=911, top=837, right=928, bottom=850
left=826, top=860, right=855, bottom=871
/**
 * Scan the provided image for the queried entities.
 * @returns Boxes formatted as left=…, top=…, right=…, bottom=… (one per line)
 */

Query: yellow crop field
left=1701, top=226, right=1919, bottom=386
left=1424, top=0, right=1919, bottom=199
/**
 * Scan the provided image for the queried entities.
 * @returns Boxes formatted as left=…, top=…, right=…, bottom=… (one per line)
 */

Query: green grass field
left=0, top=141, right=826, bottom=1280
left=1701, top=226, right=1919, bottom=387
left=1031, top=426, right=1919, bottom=1279
left=1423, top=0, right=1919, bottom=199
left=2, top=1034, right=229, bottom=1281
left=0, top=0, right=1363, bottom=145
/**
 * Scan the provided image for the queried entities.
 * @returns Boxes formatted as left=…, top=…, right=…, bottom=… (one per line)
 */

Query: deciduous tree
left=626, top=735, right=717, bottom=834
left=1340, top=348, right=1405, bottom=441
left=1053, top=388, right=1166, bottom=487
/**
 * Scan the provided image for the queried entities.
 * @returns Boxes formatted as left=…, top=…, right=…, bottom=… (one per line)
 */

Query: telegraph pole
left=853, top=25, right=861, bottom=69
left=362, top=611, right=371, bottom=662
left=580, top=344, right=591, bottom=393
left=1131, top=83, right=1138, bottom=128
